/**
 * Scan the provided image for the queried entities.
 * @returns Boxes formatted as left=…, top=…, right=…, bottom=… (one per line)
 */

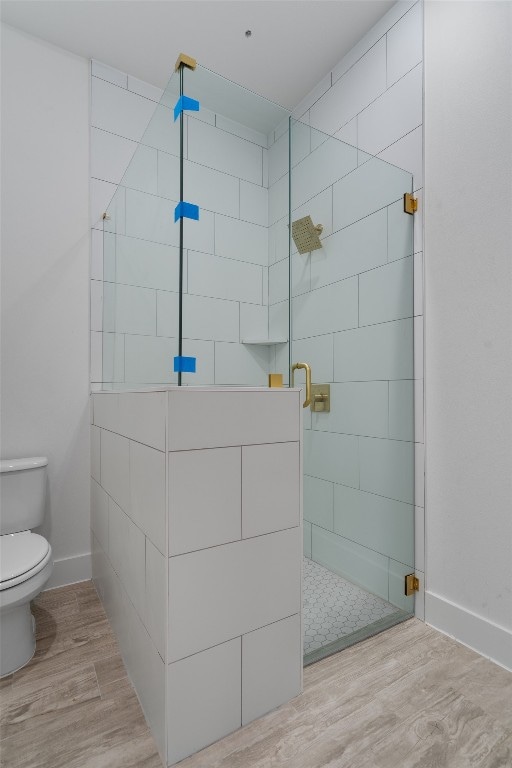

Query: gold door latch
left=291, top=362, right=312, bottom=408
left=405, top=574, right=420, bottom=596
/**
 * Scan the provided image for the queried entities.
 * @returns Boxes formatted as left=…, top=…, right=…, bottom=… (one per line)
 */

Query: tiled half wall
left=90, top=387, right=303, bottom=765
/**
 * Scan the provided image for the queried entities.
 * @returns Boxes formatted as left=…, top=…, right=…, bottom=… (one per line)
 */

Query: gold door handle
left=291, top=362, right=312, bottom=408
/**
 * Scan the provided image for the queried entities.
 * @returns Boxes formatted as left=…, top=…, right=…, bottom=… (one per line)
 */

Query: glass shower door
left=289, top=119, right=416, bottom=664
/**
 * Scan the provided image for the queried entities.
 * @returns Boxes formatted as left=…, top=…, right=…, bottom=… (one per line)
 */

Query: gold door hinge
left=405, top=573, right=420, bottom=596
left=404, top=193, right=418, bottom=215
left=175, top=53, right=197, bottom=71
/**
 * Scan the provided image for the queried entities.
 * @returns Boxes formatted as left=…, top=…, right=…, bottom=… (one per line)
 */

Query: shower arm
left=291, top=362, right=312, bottom=408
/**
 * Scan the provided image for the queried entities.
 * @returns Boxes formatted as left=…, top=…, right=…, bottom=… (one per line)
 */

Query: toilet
left=0, top=457, right=53, bottom=677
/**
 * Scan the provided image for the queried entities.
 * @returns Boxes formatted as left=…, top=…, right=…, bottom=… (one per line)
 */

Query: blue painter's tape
left=174, top=356, right=196, bottom=373
left=174, top=95, right=200, bottom=121
left=174, top=202, right=200, bottom=222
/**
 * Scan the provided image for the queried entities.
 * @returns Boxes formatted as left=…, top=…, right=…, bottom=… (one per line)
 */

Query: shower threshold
left=303, top=557, right=411, bottom=666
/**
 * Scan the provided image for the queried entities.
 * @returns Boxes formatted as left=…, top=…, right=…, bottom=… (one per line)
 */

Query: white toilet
left=0, top=457, right=53, bottom=677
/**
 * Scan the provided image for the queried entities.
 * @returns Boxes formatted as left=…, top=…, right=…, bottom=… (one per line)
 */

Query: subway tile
left=90, top=177, right=117, bottom=229
left=292, top=136, right=357, bottom=211
left=90, top=425, right=101, bottom=482
left=102, top=333, right=125, bottom=383
left=102, top=185, right=126, bottom=235
left=388, top=198, right=414, bottom=263
left=90, top=279, right=103, bottom=332
left=262, top=147, right=269, bottom=188
left=291, top=120, right=312, bottom=170
left=304, top=430, right=359, bottom=487
left=121, top=144, right=158, bottom=194
left=309, top=39, right=387, bottom=136
left=187, top=109, right=216, bottom=127
left=414, top=315, right=423, bottom=379
left=311, top=209, right=387, bottom=289
left=240, top=180, right=268, bottom=226
left=242, top=443, right=300, bottom=538
left=188, top=118, right=263, bottom=185
left=334, top=484, right=414, bottom=566
left=333, top=156, right=410, bottom=231
left=93, top=392, right=119, bottom=432
left=183, top=160, right=240, bottom=218
left=291, top=335, right=334, bottom=382
left=114, top=235, right=180, bottom=292
left=167, top=639, right=241, bottom=766
left=269, top=129, right=290, bottom=186
left=312, top=526, right=389, bottom=600
left=304, top=475, right=334, bottom=530
left=127, top=75, right=163, bottom=103
left=291, top=187, right=333, bottom=248
left=168, top=528, right=301, bottom=661
left=101, top=429, right=129, bottom=512
left=169, top=447, right=241, bottom=555
left=91, top=76, right=155, bottom=142
left=303, top=521, right=312, bottom=558
left=268, top=301, right=289, bottom=343
left=333, top=318, right=413, bottom=381
left=157, top=291, right=239, bottom=343
left=387, top=2, right=423, bottom=87
left=378, top=126, right=423, bottom=191
left=313, top=382, right=389, bottom=438
left=292, top=277, right=358, bottom=339
left=292, top=72, right=332, bottom=120
left=129, top=440, right=166, bottom=552
left=334, top=118, right=358, bottom=148
left=108, top=497, right=146, bottom=621
left=141, top=104, right=181, bottom=157
left=269, top=173, right=289, bottom=226
left=91, top=229, right=104, bottom=281
left=359, top=256, right=413, bottom=327
left=215, top=215, right=268, bottom=266
left=167, top=388, right=300, bottom=450
left=240, top=303, right=268, bottom=341
left=214, top=342, right=269, bottom=386
left=117, top=392, right=166, bottom=450
left=145, top=538, right=166, bottom=659
left=215, top=114, right=268, bottom=148
left=268, top=218, right=289, bottom=266
left=103, top=283, right=156, bottom=336
left=414, top=378, right=424, bottom=443
left=415, top=442, right=424, bottom=507
left=124, top=334, right=214, bottom=385
left=388, top=558, right=415, bottom=613
left=90, top=478, right=108, bottom=553
left=389, top=380, right=414, bottom=441
left=188, top=250, right=262, bottom=304
left=358, top=64, right=423, bottom=156
left=359, top=436, right=415, bottom=504
left=90, top=128, right=137, bottom=185
left=269, top=255, right=307, bottom=306
left=125, top=188, right=214, bottom=253
left=242, top=614, right=301, bottom=725
left=91, top=60, right=127, bottom=88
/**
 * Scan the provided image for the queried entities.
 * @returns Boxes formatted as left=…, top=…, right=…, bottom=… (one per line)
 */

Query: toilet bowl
left=0, top=458, right=53, bottom=677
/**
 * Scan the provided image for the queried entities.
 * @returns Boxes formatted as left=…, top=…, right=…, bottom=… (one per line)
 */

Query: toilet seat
left=0, top=532, right=51, bottom=591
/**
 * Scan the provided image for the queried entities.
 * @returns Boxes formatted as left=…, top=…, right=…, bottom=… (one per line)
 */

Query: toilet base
left=0, top=602, right=36, bottom=677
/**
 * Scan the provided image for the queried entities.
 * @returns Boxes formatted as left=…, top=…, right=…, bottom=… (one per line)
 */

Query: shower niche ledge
left=90, top=386, right=303, bottom=766
left=241, top=337, right=288, bottom=345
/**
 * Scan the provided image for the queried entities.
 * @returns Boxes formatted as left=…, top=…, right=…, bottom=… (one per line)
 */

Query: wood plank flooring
left=1, top=581, right=511, bottom=768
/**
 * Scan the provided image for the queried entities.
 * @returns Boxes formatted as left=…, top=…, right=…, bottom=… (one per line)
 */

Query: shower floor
left=303, top=557, right=408, bottom=664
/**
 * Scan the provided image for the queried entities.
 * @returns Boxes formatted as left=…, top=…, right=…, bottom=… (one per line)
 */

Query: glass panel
left=179, top=64, right=291, bottom=386
left=102, top=70, right=181, bottom=389
left=290, top=118, right=415, bottom=664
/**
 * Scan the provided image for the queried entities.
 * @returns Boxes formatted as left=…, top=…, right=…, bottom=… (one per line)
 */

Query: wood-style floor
left=1, top=582, right=512, bottom=768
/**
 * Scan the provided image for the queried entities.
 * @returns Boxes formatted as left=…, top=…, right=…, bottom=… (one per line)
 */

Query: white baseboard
left=425, top=591, right=512, bottom=672
left=44, top=552, right=92, bottom=590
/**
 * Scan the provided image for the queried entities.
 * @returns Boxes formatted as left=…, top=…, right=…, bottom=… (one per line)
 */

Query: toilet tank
left=0, top=457, right=48, bottom=535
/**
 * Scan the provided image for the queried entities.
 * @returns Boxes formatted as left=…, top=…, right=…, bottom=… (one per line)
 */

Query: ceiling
left=0, top=0, right=395, bottom=109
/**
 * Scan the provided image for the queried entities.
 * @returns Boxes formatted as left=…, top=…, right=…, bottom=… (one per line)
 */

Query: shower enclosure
left=97, top=52, right=416, bottom=746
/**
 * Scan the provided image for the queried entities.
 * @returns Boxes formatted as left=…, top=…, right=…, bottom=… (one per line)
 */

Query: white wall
left=1, top=25, right=91, bottom=588
left=424, top=1, right=512, bottom=670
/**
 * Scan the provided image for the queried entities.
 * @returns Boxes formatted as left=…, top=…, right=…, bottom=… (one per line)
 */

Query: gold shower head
left=291, top=216, right=323, bottom=254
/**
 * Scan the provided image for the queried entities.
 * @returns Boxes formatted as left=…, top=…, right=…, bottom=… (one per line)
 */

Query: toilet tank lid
left=0, top=457, right=48, bottom=473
